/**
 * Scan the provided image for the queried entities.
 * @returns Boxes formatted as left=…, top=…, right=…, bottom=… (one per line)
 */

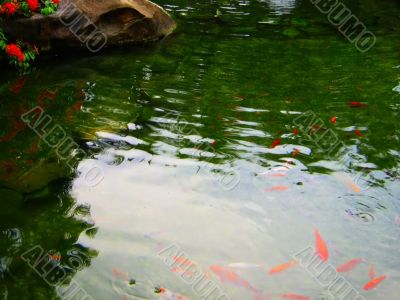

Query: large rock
left=2, top=0, right=176, bottom=52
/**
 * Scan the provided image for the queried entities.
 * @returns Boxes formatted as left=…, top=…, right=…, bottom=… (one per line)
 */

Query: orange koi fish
left=292, top=148, right=300, bottom=157
left=171, top=267, right=195, bottom=277
left=172, top=256, right=193, bottom=267
left=363, top=275, right=387, bottom=291
left=210, top=265, right=254, bottom=291
left=112, top=268, right=129, bottom=280
left=281, top=294, right=310, bottom=300
left=157, top=287, right=188, bottom=299
left=336, top=258, right=364, bottom=273
left=369, top=264, right=376, bottom=279
left=264, top=186, right=289, bottom=192
left=48, top=254, right=62, bottom=261
left=269, top=260, right=297, bottom=275
left=270, top=139, right=281, bottom=148
left=335, top=173, right=361, bottom=193
left=314, top=229, right=329, bottom=261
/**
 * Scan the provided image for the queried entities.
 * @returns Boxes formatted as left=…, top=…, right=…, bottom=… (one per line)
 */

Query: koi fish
left=369, top=264, right=376, bottom=279
left=36, top=89, right=59, bottom=107
left=268, top=173, right=286, bottom=177
left=48, top=254, right=62, bottom=261
left=9, top=77, right=27, bottom=94
left=264, top=186, right=289, bottom=192
left=281, top=293, right=310, bottom=300
left=330, top=116, right=336, bottom=124
left=171, top=267, right=195, bottom=277
left=336, top=258, right=364, bottom=273
left=363, top=275, right=387, bottom=291
left=210, top=265, right=254, bottom=291
left=335, top=173, right=361, bottom=193
left=157, top=287, right=188, bottom=299
left=269, top=260, right=297, bottom=275
left=292, top=148, right=300, bottom=157
left=172, top=256, right=193, bottom=267
left=112, top=268, right=129, bottom=280
left=0, top=118, right=26, bottom=142
left=314, top=229, right=329, bottom=261
left=354, top=130, right=362, bottom=137
left=270, top=139, right=281, bottom=148
left=348, top=101, right=368, bottom=108
left=293, top=128, right=299, bottom=135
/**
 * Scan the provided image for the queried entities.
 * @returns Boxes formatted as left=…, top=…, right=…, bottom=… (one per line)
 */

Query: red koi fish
left=314, top=229, right=329, bottom=261
left=363, top=275, right=387, bottom=291
left=348, top=101, right=368, bottom=108
left=9, top=76, right=27, bottom=94
left=210, top=265, right=254, bottom=291
left=354, top=130, right=362, bottom=137
left=264, top=186, right=289, bottom=192
left=269, top=260, right=298, bottom=275
left=281, top=294, right=310, bottom=300
left=369, top=264, right=376, bottom=279
left=293, top=128, right=299, bottom=135
left=270, top=139, right=281, bottom=148
left=330, top=116, right=336, bottom=124
left=336, top=258, right=364, bottom=273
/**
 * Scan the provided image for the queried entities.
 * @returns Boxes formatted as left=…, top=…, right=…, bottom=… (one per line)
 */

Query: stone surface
left=2, top=0, right=176, bottom=52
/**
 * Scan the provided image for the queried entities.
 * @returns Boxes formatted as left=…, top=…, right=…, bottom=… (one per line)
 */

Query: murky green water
left=1, top=0, right=399, bottom=299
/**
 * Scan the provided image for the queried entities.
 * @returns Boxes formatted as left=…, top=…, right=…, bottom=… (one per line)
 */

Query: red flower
left=27, top=0, right=38, bottom=11
left=5, top=44, right=25, bottom=62
left=1, top=2, right=19, bottom=15
left=52, top=0, right=60, bottom=4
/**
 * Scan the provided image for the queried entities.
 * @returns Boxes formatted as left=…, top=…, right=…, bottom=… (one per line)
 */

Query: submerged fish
left=281, top=293, right=310, bottom=300
left=157, top=287, right=188, bottom=300
left=369, top=263, right=376, bottom=279
left=210, top=265, right=254, bottom=291
left=269, top=260, right=298, bottom=275
left=292, top=148, right=300, bottom=157
left=330, top=116, right=336, bottom=124
left=112, top=268, right=129, bottom=280
left=336, top=258, right=364, bottom=273
left=354, top=130, right=363, bottom=137
left=264, top=186, right=289, bottom=192
left=270, top=139, right=281, bottom=148
left=172, top=256, right=194, bottom=267
left=314, top=229, right=329, bottom=261
left=363, top=275, right=387, bottom=291
left=9, top=77, right=27, bottom=94
left=348, top=101, right=368, bottom=108
left=211, top=265, right=266, bottom=299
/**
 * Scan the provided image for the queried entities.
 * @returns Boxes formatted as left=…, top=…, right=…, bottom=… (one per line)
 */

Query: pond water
left=0, top=0, right=399, bottom=299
